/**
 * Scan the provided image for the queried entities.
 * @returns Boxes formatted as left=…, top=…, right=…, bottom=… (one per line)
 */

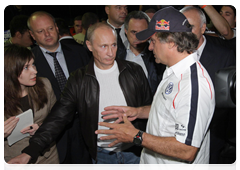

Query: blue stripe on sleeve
left=185, top=63, right=199, bottom=145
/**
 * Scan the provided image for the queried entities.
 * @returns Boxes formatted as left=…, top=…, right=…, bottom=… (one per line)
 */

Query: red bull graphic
left=155, top=19, right=170, bottom=30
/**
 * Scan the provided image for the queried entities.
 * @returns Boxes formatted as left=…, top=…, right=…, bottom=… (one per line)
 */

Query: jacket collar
left=141, top=42, right=151, bottom=56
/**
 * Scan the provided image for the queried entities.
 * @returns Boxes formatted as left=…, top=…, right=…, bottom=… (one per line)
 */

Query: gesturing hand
left=101, top=106, right=139, bottom=124
left=95, top=114, right=139, bottom=147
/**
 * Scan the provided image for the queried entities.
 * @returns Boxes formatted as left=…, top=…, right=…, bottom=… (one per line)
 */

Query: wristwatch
left=133, top=130, right=144, bottom=146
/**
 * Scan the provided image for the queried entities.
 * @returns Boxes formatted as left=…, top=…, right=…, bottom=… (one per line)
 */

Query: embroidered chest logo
left=165, top=82, right=174, bottom=95
left=155, top=19, right=170, bottom=30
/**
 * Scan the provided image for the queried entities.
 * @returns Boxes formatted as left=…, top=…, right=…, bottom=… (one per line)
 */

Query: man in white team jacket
left=95, top=6, right=215, bottom=164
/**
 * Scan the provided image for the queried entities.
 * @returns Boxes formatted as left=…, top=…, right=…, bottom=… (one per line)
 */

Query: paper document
left=7, top=109, right=34, bottom=146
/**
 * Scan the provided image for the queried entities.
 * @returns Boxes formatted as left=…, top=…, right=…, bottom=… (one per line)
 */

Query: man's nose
left=107, top=47, right=113, bottom=56
left=121, top=7, right=127, bottom=14
left=45, top=30, right=50, bottom=36
left=149, top=41, right=153, bottom=51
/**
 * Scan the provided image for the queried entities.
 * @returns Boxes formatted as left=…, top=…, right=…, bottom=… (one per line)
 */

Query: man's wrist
left=136, top=107, right=141, bottom=118
left=136, top=106, right=145, bottom=118
left=201, top=5, right=207, bottom=9
left=22, top=142, right=42, bottom=163
left=133, top=130, right=144, bottom=146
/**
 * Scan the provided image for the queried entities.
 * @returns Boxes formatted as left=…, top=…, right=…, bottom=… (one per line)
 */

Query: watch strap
left=133, top=130, right=144, bottom=146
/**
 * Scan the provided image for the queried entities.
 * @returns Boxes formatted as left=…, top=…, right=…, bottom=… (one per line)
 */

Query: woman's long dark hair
left=4, top=44, right=48, bottom=118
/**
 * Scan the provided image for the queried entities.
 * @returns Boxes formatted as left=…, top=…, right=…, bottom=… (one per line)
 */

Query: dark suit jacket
left=60, top=37, right=84, bottom=48
left=200, top=36, right=237, bottom=135
left=32, top=43, right=90, bottom=163
left=200, top=39, right=236, bottom=85
left=32, top=43, right=90, bottom=100
left=117, top=43, right=165, bottom=95
left=205, top=34, right=236, bottom=56
left=200, top=37, right=236, bottom=164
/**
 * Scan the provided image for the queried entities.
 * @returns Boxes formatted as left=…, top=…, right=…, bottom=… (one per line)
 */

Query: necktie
left=46, top=52, right=67, bottom=91
left=115, top=28, right=126, bottom=57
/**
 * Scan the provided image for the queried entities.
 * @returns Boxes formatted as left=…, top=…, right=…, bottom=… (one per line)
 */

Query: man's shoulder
left=205, top=36, right=234, bottom=55
left=117, top=59, right=145, bottom=77
left=31, top=45, right=42, bottom=55
left=204, top=39, right=235, bottom=64
left=60, top=38, right=80, bottom=45
left=61, top=41, right=84, bottom=51
left=203, top=39, right=235, bottom=64
left=69, top=64, right=88, bottom=78
left=116, top=59, right=141, bottom=67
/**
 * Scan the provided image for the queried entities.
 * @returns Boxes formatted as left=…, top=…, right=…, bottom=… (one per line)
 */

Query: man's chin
left=155, top=58, right=161, bottom=64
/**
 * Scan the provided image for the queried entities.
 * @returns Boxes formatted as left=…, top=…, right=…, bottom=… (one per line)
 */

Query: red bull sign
left=155, top=19, right=170, bottom=30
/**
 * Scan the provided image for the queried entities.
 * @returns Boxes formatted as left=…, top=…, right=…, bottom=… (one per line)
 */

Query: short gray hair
left=27, top=11, right=55, bottom=31
left=87, top=22, right=117, bottom=43
left=180, top=6, right=206, bottom=27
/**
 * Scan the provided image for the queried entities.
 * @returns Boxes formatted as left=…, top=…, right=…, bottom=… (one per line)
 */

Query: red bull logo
left=155, top=19, right=170, bottom=30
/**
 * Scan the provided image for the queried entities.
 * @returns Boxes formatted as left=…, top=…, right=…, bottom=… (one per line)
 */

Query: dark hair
left=124, top=11, right=149, bottom=30
left=145, top=8, right=156, bottom=13
left=74, top=15, right=82, bottom=21
left=222, top=5, right=236, bottom=17
left=156, top=32, right=199, bottom=54
left=82, top=12, right=99, bottom=30
left=9, top=15, right=29, bottom=37
left=55, top=18, right=70, bottom=36
left=4, top=44, right=48, bottom=118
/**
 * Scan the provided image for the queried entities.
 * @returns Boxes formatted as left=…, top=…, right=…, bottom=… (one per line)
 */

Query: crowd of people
left=4, top=5, right=236, bottom=165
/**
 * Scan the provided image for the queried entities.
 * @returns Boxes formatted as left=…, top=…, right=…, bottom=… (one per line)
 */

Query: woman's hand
left=21, top=123, right=40, bottom=136
left=4, top=117, right=19, bottom=138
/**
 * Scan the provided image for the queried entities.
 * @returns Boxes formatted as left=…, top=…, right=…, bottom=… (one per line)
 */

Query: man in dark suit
left=180, top=7, right=236, bottom=81
left=28, top=11, right=91, bottom=164
left=105, top=5, right=128, bottom=59
left=55, top=17, right=91, bottom=63
left=119, top=11, right=164, bottom=95
left=181, top=6, right=236, bottom=164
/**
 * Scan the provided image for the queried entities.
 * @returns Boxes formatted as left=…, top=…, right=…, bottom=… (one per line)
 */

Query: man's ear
left=29, top=30, right=36, bottom=41
left=105, top=6, right=110, bottom=15
left=15, top=31, right=22, bottom=39
left=55, top=23, right=59, bottom=34
left=234, top=15, right=238, bottom=22
left=168, top=42, right=175, bottom=49
left=86, top=40, right=93, bottom=52
left=201, top=23, right=206, bottom=35
left=124, top=28, right=128, bottom=35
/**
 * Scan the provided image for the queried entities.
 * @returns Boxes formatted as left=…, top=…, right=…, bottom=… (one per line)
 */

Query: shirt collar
left=126, top=43, right=144, bottom=56
left=39, top=42, right=62, bottom=54
left=107, top=19, right=124, bottom=30
left=126, top=42, right=130, bottom=50
left=197, top=35, right=206, bottom=60
left=164, top=52, right=198, bottom=79
left=59, top=36, right=73, bottom=41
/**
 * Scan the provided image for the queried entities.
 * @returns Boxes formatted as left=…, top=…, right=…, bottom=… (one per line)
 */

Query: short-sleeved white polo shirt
left=140, top=52, right=215, bottom=164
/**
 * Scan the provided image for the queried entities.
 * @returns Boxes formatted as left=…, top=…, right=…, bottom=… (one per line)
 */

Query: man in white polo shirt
left=96, top=7, right=215, bottom=164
